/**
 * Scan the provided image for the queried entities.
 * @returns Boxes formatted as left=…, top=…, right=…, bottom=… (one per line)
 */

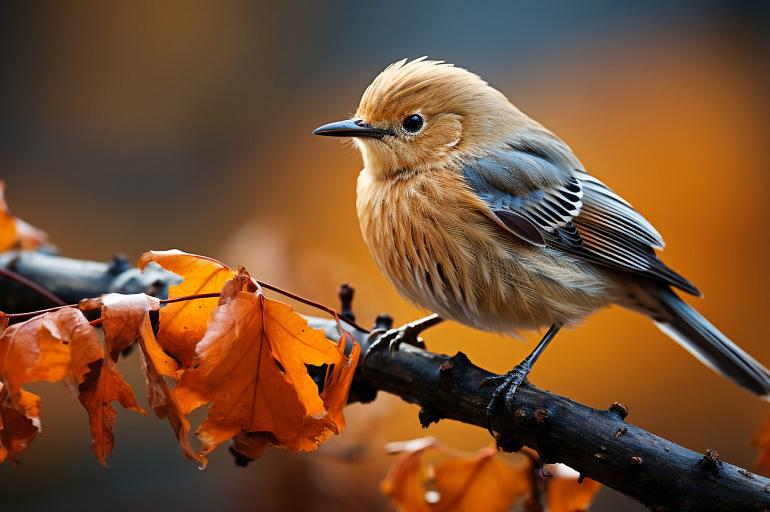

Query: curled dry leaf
left=137, top=314, right=203, bottom=465
left=174, top=269, right=359, bottom=461
left=97, top=293, right=161, bottom=359
left=138, top=250, right=235, bottom=367
left=78, top=357, right=145, bottom=466
left=0, top=385, right=41, bottom=465
left=0, top=307, right=142, bottom=465
left=0, top=181, right=18, bottom=251
left=0, top=181, right=48, bottom=251
left=382, top=438, right=601, bottom=512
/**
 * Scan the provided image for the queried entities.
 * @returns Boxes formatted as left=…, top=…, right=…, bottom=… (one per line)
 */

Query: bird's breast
left=356, top=168, right=612, bottom=334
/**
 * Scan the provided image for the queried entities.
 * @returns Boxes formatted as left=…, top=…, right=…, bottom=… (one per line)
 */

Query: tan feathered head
left=314, top=58, right=531, bottom=177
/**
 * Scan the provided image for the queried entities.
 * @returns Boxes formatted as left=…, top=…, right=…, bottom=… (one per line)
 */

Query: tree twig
left=2, top=250, right=769, bottom=511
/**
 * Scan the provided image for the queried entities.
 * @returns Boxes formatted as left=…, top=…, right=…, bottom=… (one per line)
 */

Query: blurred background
left=2, top=0, right=770, bottom=510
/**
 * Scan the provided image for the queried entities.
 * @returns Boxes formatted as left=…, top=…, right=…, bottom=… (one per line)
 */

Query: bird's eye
left=402, top=114, right=424, bottom=133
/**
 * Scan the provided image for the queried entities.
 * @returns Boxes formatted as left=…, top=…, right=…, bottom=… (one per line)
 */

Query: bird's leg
left=366, top=314, right=443, bottom=356
left=484, top=324, right=562, bottom=436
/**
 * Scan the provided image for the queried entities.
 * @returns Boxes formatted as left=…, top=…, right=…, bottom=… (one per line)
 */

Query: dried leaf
left=0, top=315, right=43, bottom=397
left=0, top=307, right=141, bottom=464
left=137, top=314, right=203, bottom=465
left=321, top=331, right=360, bottom=431
left=0, top=385, right=41, bottom=465
left=13, top=217, right=48, bottom=250
left=544, top=464, right=602, bottom=512
left=175, top=270, right=356, bottom=460
left=98, top=293, right=161, bottom=358
left=382, top=439, right=531, bottom=512
left=38, top=308, right=103, bottom=386
left=78, top=357, right=145, bottom=465
left=138, top=250, right=235, bottom=367
left=382, top=440, right=601, bottom=512
left=0, top=181, right=18, bottom=252
left=0, top=181, right=48, bottom=251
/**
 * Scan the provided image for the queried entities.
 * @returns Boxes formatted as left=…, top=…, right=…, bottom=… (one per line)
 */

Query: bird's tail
left=650, top=286, right=770, bottom=398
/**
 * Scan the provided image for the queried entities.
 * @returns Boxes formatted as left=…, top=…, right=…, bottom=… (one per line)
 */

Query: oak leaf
left=138, top=250, right=235, bottom=367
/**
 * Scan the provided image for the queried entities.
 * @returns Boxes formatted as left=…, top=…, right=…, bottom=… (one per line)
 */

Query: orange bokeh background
left=1, top=2, right=769, bottom=510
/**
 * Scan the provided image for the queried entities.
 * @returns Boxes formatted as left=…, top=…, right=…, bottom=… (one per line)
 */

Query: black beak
left=312, top=119, right=393, bottom=139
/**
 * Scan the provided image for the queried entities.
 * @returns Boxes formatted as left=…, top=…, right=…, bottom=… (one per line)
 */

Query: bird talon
left=484, top=363, right=530, bottom=435
left=481, top=374, right=507, bottom=387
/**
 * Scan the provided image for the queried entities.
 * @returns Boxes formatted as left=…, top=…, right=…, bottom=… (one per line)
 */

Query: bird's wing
left=461, top=139, right=700, bottom=295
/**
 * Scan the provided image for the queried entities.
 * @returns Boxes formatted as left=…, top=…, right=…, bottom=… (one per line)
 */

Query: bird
left=313, top=58, right=770, bottom=429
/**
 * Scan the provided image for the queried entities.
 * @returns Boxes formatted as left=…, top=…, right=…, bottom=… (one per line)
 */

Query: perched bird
left=313, top=58, right=770, bottom=425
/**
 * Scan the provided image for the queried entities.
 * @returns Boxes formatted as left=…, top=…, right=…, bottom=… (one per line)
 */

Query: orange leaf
left=0, top=315, right=42, bottom=398
left=0, top=386, right=41, bottom=465
left=0, top=181, right=48, bottom=251
left=137, top=314, right=203, bottom=465
left=0, top=181, right=18, bottom=252
left=0, top=307, right=141, bottom=464
left=78, top=357, right=145, bottom=466
left=382, top=438, right=532, bottom=512
left=138, top=250, right=235, bottom=367
left=175, top=271, right=353, bottom=460
left=38, top=308, right=104, bottom=386
left=0, top=307, right=100, bottom=395
left=544, top=464, right=602, bottom=512
left=13, top=218, right=48, bottom=250
left=98, top=293, right=161, bottom=359
left=382, top=440, right=601, bottom=512
left=321, top=331, right=360, bottom=431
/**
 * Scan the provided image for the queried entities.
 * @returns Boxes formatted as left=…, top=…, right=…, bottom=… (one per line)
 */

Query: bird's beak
left=312, top=119, right=393, bottom=139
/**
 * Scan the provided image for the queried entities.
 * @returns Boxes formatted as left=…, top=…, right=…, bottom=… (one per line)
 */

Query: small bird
left=314, top=58, right=770, bottom=425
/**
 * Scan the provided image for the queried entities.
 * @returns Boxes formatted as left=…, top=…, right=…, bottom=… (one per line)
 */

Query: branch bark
left=3, top=250, right=770, bottom=511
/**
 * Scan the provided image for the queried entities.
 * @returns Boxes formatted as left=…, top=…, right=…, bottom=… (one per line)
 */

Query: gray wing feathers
left=461, top=139, right=700, bottom=295
left=577, top=171, right=664, bottom=249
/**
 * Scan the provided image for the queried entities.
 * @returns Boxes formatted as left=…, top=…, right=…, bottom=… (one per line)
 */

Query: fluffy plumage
left=331, top=58, right=770, bottom=397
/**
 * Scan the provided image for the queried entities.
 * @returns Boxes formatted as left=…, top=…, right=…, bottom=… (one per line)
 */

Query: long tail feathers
left=654, top=287, right=770, bottom=398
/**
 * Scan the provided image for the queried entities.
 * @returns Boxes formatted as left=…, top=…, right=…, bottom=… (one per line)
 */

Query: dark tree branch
left=3, top=250, right=770, bottom=511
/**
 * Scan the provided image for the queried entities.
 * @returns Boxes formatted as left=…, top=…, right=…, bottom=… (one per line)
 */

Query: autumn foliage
left=381, top=437, right=601, bottom=512
left=0, top=249, right=359, bottom=467
left=3, top=181, right=770, bottom=509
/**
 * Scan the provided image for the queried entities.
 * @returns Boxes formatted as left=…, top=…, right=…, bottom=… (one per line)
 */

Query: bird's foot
left=483, top=361, right=532, bottom=436
left=366, top=323, right=426, bottom=357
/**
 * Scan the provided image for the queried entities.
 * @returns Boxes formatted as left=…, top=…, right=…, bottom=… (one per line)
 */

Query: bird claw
left=363, top=324, right=426, bottom=368
left=369, top=324, right=424, bottom=354
left=484, top=362, right=531, bottom=437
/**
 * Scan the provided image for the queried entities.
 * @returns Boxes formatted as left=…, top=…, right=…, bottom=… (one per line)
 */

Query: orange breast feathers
left=355, top=166, right=613, bottom=333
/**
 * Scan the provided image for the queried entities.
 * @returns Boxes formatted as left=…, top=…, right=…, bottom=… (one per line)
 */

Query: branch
left=3, top=250, right=770, bottom=511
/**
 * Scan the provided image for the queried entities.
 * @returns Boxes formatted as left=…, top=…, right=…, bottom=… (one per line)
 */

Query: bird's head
left=314, top=58, right=528, bottom=178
